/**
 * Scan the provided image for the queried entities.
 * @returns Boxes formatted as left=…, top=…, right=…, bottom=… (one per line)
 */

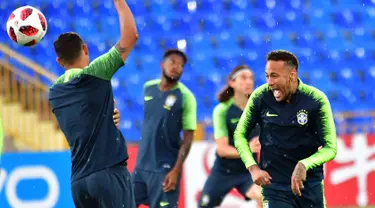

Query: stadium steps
left=0, top=96, right=66, bottom=151
left=0, top=44, right=68, bottom=151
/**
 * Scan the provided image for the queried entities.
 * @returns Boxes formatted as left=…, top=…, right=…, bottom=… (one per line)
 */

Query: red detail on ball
left=9, top=27, right=17, bottom=42
left=38, top=13, right=46, bottom=31
left=8, top=13, right=15, bottom=21
left=24, top=40, right=37, bottom=46
left=20, top=8, right=33, bottom=21
left=19, top=26, right=39, bottom=36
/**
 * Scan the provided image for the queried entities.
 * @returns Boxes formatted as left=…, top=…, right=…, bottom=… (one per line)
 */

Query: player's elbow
left=330, top=146, right=337, bottom=160
left=125, top=29, right=139, bottom=46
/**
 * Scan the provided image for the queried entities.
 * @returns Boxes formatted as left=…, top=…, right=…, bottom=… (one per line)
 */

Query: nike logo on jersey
left=230, top=118, right=240, bottom=124
left=144, top=96, right=153, bottom=101
left=266, top=111, right=278, bottom=117
left=160, top=201, right=169, bottom=207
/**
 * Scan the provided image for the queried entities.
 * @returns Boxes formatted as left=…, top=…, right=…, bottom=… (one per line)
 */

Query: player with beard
left=132, top=49, right=197, bottom=208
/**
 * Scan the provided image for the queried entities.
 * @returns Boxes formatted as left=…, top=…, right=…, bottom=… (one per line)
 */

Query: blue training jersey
left=49, top=47, right=129, bottom=182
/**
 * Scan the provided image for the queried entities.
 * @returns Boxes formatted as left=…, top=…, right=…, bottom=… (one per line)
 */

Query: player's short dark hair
left=266, top=50, right=299, bottom=71
left=54, top=32, right=84, bottom=65
left=163, top=49, right=187, bottom=65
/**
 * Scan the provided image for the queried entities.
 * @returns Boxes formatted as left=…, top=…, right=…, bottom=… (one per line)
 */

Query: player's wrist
left=248, top=164, right=260, bottom=174
left=172, top=166, right=182, bottom=174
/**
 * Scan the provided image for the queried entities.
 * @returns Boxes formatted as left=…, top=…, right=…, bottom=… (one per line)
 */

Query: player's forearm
left=114, top=0, right=138, bottom=59
left=299, top=144, right=337, bottom=171
left=302, top=95, right=338, bottom=170
left=234, top=102, right=258, bottom=168
left=234, top=132, right=257, bottom=168
left=172, top=131, right=194, bottom=173
left=217, top=145, right=240, bottom=159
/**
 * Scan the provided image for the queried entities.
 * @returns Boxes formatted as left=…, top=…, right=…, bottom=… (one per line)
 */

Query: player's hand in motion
left=163, top=169, right=179, bottom=192
left=249, top=137, right=261, bottom=153
left=291, top=162, right=307, bottom=197
left=248, top=165, right=272, bottom=186
left=113, top=108, right=120, bottom=128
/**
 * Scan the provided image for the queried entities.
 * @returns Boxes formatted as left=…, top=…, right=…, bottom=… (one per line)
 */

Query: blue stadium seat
left=1, top=0, right=374, bottom=138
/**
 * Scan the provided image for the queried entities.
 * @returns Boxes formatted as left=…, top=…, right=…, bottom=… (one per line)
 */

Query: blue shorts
left=132, top=168, right=180, bottom=208
left=262, top=181, right=325, bottom=208
left=198, top=170, right=253, bottom=207
left=71, top=164, right=136, bottom=208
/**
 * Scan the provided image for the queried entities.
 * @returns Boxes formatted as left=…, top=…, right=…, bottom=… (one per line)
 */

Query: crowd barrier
left=0, top=134, right=374, bottom=208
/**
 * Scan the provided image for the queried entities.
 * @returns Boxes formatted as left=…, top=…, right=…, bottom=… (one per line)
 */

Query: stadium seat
left=1, top=0, right=374, bottom=139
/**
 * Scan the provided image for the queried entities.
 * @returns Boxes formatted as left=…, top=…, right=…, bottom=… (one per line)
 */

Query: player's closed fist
left=249, top=137, right=261, bottom=153
left=163, top=169, right=179, bottom=192
left=291, top=162, right=307, bottom=197
left=248, top=165, right=272, bottom=186
left=113, top=108, right=120, bottom=128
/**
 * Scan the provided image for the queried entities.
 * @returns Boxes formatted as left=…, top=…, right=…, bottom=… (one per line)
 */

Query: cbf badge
left=164, top=95, right=177, bottom=110
left=297, top=109, right=308, bottom=125
left=165, top=95, right=176, bottom=107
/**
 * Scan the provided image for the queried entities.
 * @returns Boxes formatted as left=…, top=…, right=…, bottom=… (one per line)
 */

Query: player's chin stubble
left=162, top=69, right=180, bottom=83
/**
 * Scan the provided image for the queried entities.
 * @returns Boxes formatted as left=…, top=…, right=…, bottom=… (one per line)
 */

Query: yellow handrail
left=0, top=43, right=67, bottom=151
left=0, top=43, right=57, bottom=82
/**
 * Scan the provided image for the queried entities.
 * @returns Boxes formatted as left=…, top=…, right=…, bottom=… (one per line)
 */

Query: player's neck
left=64, top=63, right=86, bottom=70
left=233, top=93, right=248, bottom=110
left=286, top=80, right=299, bottom=103
left=160, top=77, right=177, bottom=91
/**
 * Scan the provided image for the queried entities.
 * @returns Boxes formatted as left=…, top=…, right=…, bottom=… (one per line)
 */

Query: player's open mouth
left=272, top=89, right=282, bottom=100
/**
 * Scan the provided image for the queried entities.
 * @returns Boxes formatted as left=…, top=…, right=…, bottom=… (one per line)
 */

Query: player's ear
left=82, top=44, right=88, bottom=55
left=56, top=57, right=64, bottom=68
left=289, top=68, right=297, bottom=82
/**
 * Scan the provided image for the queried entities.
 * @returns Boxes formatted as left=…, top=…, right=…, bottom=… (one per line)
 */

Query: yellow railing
left=0, top=43, right=67, bottom=151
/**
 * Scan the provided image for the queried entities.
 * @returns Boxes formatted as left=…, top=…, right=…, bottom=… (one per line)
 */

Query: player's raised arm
left=114, top=0, right=138, bottom=61
left=83, top=0, right=138, bottom=81
left=299, top=91, right=337, bottom=170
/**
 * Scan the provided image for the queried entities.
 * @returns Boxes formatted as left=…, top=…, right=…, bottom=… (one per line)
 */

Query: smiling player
left=234, top=50, right=337, bottom=208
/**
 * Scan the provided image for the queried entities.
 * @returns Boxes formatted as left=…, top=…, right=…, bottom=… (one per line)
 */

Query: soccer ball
left=6, top=6, right=47, bottom=47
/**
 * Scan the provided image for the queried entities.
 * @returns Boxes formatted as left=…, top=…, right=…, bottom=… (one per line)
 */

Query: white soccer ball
left=6, top=6, right=47, bottom=47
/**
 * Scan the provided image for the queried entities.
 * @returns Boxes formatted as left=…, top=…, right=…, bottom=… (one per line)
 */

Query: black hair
left=54, top=32, right=84, bottom=65
left=266, top=50, right=299, bottom=71
left=163, top=49, right=187, bottom=65
left=217, top=65, right=253, bottom=102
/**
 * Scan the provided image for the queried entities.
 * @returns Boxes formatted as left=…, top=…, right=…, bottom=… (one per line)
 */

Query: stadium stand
left=0, top=0, right=375, bottom=145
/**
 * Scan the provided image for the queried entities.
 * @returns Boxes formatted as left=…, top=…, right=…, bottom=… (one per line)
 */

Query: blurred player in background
left=48, top=0, right=138, bottom=207
left=132, top=49, right=197, bottom=208
left=234, top=50, right=337, bottom=208
left=198, top=65, right=262, bottom=208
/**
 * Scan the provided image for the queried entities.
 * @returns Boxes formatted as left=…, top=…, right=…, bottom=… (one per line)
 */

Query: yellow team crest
left=200, top=194, right=210, bottom=206
left=163, top=95, right=177, bottom=110
left=297, top=109, right=308, bottom=125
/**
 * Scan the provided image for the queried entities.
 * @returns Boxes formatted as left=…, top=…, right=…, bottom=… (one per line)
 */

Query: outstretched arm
left=84, top=0, right=138, bottom=80
left=114, top=0, right=138, bottom=61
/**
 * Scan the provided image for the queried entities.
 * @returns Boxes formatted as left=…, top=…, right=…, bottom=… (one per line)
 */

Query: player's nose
left=267, top=77, right=274, bottom=86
